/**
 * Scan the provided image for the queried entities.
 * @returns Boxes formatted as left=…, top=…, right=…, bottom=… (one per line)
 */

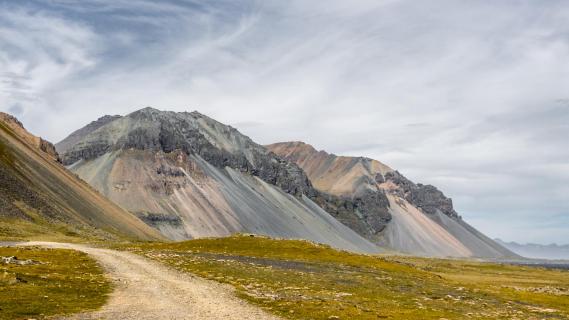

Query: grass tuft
left=0, top=246, right=111, bottom=320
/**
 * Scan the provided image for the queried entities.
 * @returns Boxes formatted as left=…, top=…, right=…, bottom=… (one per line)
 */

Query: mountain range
left=495, top=239, right=569, bottom=260
left=50, top=107, right=517, bottom=258
left=55, top=108, right=379, bottom=253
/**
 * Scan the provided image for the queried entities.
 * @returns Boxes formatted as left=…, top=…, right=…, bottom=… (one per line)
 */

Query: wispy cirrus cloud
left=0, top=0, right=567, bottom=244
left=0, top=3, right=101, bottom=119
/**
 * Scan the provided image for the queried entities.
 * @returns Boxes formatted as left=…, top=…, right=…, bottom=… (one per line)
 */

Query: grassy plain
left=124, top=235, right=569, bottom=320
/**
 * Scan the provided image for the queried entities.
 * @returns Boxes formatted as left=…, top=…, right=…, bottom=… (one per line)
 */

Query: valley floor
left=3, top=237, right=569, bottom=320
left=125, top=235, right=569, bottom=320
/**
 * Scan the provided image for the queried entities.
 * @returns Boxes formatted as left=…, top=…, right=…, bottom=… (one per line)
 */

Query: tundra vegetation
left=0, top=246, right=111, bottom=320
left=124, top=235, right=569, bottom=320
left=2, top=235, right=568, bottom=319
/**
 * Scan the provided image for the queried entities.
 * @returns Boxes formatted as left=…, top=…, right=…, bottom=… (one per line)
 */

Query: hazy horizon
left=1, top=0, right=567, bottom=245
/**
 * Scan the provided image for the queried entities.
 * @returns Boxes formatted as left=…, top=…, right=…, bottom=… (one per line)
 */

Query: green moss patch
left=0, top=246, right=111, bottom=319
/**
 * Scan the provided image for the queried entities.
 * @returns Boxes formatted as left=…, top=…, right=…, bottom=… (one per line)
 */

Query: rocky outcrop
left=0, top=112, right=24, bottom=128
left=135, top=212, right=184, bottom=228
left=313, top=189, right=391, bottom=238
left=383, top=171, right=458, bottom=218
left=63, top=141, right=112, bottom=166
left=0, top=112, right=60, bottom=162
left=39, top=138, right=61, bottom=162
left=1, top=256, right=42, bottom=265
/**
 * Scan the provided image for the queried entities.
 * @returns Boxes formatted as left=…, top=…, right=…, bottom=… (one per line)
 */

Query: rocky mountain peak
left=268, top=141, right=317, bottom=153
left=135, top=106, right=161, bottom=114
left=268, top=141, right=459, bottom=221
left=128, top=106, right=165, bottom=120
left=0, top=112, right=60, bottom=162
left=0, top=112, right=24, bottom=129
left=60, top=108, right=316, bottom=197
left=267, top=141, right=393, bottom=193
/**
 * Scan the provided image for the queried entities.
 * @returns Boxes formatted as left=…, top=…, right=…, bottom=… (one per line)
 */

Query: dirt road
left=25, top=242, right=280, bottom=320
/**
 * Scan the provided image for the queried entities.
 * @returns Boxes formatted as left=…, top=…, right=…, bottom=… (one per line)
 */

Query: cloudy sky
left=1, top=0, right=568, bottom=244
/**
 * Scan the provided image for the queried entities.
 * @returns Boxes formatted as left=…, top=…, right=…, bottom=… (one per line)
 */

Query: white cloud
left=0, top=4, right=100, bottom=123
left=0, top=0, right=567, bottom=244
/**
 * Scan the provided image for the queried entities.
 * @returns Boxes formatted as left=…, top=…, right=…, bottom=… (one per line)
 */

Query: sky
left=0, top=0, right=567, bottom=245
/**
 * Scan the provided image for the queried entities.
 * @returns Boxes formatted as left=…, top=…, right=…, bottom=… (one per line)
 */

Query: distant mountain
left=267, top=141, right=518, bottom=259
left=56, top=107, right=380, bottom=253
left=0, top=112, right=160, bottom=241
left=495, top=239, right=569, bottom=260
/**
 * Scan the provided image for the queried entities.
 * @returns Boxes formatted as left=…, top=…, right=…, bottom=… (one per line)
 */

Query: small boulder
left=1, top=256, right=41, bottom=265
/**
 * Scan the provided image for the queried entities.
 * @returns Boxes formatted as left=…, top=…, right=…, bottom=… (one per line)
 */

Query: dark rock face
left=149, top=164, right=187, bottom=196
left=351, top=190, right=392, bottom=231
left=39, top=138, right=61, bottom=162
left=62, top=141, right=112, bottom=165
left=156, top=164, right=185, bottom=177
left=313, top=189, right=391, bottom=239
left=135, top=211, right=183, bottom=228
left=253, top=155, right=316, bottom=197
left=384, top=171, right=458, bottom=218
